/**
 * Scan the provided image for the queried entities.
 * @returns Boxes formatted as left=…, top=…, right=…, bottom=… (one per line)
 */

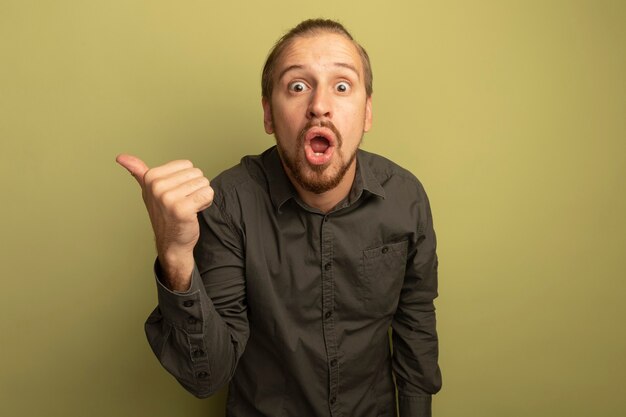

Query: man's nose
left=307, top=87, right=332, bottom=120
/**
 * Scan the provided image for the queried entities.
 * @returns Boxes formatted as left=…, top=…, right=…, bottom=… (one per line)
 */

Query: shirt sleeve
left=144, top=198, right=248, bottom=398
left=391, top=182, right=442, bottom=417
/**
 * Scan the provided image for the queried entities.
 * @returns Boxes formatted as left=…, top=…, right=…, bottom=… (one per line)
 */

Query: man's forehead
left=275, top=32, right=363, bottom=75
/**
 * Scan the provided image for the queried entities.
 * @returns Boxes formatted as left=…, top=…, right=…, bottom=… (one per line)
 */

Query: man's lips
left=302, top=126, right=336, bottom=166
left=295, top=120, right=343, bottom=166
left=298, top=119, right=342, bottom=148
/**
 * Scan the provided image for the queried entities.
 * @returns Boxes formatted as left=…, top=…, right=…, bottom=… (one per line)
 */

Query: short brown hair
left=261, top=19, right=373, bottom=100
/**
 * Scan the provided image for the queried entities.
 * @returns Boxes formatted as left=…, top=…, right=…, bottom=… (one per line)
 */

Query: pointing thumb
left=116, top=154, right=149, bottom=186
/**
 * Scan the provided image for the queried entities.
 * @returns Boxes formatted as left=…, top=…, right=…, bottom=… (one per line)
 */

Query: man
left=117, top=18, right=441, bottom=417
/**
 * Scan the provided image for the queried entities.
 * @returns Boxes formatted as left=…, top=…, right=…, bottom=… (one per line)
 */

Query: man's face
left=262, top=32, right=373, bottom=194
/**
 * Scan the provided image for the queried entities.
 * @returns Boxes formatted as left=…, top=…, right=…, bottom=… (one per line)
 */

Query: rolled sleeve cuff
left=154, top=259, right=206, bottom=334
left=398, top=394, right=432, bottom=417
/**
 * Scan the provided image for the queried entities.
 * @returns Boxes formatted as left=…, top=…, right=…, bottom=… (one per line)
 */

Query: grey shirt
left=145, top=146, right=442, bottom=417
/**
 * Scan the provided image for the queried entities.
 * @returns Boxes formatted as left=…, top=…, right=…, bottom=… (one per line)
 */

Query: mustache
left=298, top=120, right=343, bottom=146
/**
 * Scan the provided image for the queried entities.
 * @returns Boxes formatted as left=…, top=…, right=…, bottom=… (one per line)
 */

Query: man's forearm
left=146, top=262, right=249, bottom=398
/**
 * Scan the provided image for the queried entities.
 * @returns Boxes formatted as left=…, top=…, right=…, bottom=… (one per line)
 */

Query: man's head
left=261, top=19, right=373, bottom=195
left=262, top=19, right=373, bottom=101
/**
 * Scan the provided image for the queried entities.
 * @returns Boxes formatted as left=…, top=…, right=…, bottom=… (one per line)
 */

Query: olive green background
left=1, top=1, right=624, bottom=416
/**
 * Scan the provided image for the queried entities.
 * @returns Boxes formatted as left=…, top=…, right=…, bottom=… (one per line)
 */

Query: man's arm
left=117, top=154, right=248, bottom=397
left=145, top=204, right=248, bottom=397
left=391, top=183, right=442, bottom=417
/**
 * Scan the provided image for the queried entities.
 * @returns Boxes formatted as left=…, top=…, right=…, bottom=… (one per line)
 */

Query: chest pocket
left=359, top=240, right=409, bottom=316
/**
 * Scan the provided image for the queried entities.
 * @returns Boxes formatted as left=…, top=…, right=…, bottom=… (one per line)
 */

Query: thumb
left=116, top=153, right=149, bottom=186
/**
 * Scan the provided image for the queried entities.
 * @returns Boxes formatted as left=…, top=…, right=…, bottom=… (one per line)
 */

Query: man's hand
left=116, top=154, right=214, bottom=291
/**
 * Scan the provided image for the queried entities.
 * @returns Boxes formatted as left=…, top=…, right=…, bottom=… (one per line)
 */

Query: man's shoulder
left=358, top=150, right=433, bottom=229
left=358, top=149, right=425, bottom=191
left=200, top=150, right=272, bottom=229
left=210, top=150, right=270, bottom=196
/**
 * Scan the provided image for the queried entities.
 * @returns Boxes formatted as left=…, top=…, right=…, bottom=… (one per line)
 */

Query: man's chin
left=293, top=163, right=348, bottom=194
left=277, top=143, right=355, bottom=194
left=305, top=160, right=332, bottom=174
left=296, top=177, right=339, bottom=194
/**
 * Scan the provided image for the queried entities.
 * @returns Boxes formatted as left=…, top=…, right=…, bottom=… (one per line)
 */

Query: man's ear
left=262, top=98, right=274, bottom=134
left=364, top=95, right=373, bottom=132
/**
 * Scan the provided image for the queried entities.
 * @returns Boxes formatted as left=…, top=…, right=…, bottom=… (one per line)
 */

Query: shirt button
left=330, top=358, right=337, bottom=367
left=197, top=371, right=208, bottom=379
left=324, top=262, right=332, bottom=271
left=183, top=300, right=194, bottom=307
left=382, top=246, right=389, bottom=254
left=325, top=311, right=333, bottom=319
left=192, top=349, right=205, bottom=358
left=187, top=316, right=197, bottom=325
left=330, top=396, right=336, bottom=405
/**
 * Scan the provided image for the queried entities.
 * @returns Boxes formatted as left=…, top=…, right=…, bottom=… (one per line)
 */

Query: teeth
left=314, top=152, right=324, bottom=156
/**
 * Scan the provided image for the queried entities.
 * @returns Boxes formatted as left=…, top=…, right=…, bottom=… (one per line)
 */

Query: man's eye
left=289, top=82, right=307, bottom=92
left=336, top=82, right=350, bottom=93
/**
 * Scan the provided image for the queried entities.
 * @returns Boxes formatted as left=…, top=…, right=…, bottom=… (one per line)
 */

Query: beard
left=275, top=119, right=360, bottom=194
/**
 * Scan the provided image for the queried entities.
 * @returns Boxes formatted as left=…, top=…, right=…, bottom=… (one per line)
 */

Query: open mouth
left=311, top=135, right=330, bottom=155
left=304, top=127, right=336, bottom=166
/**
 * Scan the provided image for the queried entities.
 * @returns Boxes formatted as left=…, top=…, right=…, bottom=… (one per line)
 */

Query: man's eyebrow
left=277, top=65, right=304, bottom=83
left=277, top=62, right=361, bottom=82
left=334, top=62, right=360, bottom=79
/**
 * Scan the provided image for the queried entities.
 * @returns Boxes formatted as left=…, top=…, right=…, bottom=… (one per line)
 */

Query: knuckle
left=197, top=176, right=210, bottom=187
left=160, top=190, right=175, bottom=206
left=195, top=186, right=214, bottom=205
left=177, top=159, right=193, bottom=169
left=150, top=178, right=166, bottom=197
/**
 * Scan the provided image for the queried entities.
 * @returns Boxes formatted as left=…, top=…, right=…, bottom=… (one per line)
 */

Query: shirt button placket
left=320, top=215, right=339, bottom=415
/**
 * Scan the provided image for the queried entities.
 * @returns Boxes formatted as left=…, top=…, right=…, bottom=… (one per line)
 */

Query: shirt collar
left=355, top=149, right=386, bottom=200
left=263, top=147, right=298, bottom=210
left=262, top=146, right=386, bottom=212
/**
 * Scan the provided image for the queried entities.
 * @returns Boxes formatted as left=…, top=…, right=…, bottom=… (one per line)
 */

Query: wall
left=1, top=1, right=624, bottom=416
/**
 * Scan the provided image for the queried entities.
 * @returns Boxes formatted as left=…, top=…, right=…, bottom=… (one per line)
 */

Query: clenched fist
left=116, top=154, right=214, bottom=291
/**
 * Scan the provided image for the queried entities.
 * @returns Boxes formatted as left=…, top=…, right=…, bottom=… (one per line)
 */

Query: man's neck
left=288, top=162, right=356, bottom=214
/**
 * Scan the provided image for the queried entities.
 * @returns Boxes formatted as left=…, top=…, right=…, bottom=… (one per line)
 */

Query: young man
left=117, top=19, right=441, bottom=417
